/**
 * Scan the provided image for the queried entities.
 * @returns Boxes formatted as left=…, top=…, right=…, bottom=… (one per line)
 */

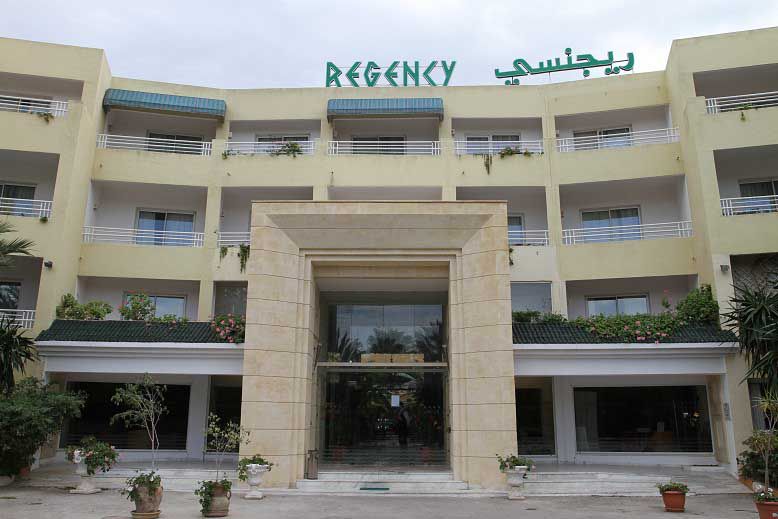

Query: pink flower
left=637, top=336, right=645, bottom=341
left=623, top=325, right=630, bottom=330
left=635, top=321, right=641, bottom=326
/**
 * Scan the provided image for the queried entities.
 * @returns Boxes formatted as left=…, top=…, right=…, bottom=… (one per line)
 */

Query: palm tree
left=0, top=221, right=33, bottom=269
left=0, top=316, right=37, bottom=394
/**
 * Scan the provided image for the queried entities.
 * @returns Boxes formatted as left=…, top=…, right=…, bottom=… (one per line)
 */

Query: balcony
left=0, top=197, right=52, bottom=218
left=556, top=127, right=679, bottom=152
left=562, top=221, right=692, bottom=245
left=0, top=309, right=36, bottom=329
left=328, top=140, right=440, bottom=155
left=224, top=140, right=317, bottom=156
left=217, top=231, right=250, bottom=247
left=721, top=195, right=778, bottom=216
left=509, top=229, right=549, bottom=246
left=0, top=95, right=68, bottom=117
left=705, top=91, right=778, bottom=114
left=454, top=139, right=544, bottom=155
left=83, top=226, right=204, bottom=247
left=97, top=134, right=212, bottom=156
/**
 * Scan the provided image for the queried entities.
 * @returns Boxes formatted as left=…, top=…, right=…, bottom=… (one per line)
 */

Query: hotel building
left=2, top=27, right=777, bottom=490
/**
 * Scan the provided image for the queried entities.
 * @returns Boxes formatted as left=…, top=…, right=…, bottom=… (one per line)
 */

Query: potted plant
left=66, top=436, right=118, bottom=494
left=657, top=481, right=689, bottom=512
left=749, top=391, right=778, bottom=519
left=496, top=454, right=534, bottom=500
left=123, top=471, right=163, bottom=519
left=238, top=455, right=273, bottom=500
left=195, top=413, right=250, bottom=516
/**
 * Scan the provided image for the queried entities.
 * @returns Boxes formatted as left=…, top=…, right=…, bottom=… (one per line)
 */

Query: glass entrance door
left=320, top=370, right=447, bottom=469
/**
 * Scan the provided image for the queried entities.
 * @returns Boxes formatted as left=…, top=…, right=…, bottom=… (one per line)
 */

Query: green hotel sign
left=495, top=48, right=634, bottom=85
left=326, top=61, right=456, bottom=87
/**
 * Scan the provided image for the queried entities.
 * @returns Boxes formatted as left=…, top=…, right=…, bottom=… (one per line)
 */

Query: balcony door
left=739, top=180, right=778, bottom=213
left=352, top=136, right=405, bottom=155
left=0, top=183, right=36, bottom=216
left=136, top=210, right=195, bottom=246
left=581, top=207, right=640, bottom=242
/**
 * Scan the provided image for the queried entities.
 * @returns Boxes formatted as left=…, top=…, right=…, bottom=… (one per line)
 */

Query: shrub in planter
left=657, top=481, right=689, bottom=512
left=66, top=436, right=117, bottom=494
left=123, top=471, right=163, bottom=519
left=119, top=293, right=156, bottom=321
left=238, top=455, right=273, bottom=499
left=211, top=314, right=245, bottom=344
left=496, top=454, right=535, bottom=500
left=56, top=294, right=112, bottom=320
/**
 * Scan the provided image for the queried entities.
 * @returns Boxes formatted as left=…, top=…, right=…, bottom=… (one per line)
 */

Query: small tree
left=0, top=316, right=37, bottom=395
left=747, top=390, right=778, bottom=489
left=205, top=413, right=250, bottom=480
left=111, top=373, right=168, bottom=469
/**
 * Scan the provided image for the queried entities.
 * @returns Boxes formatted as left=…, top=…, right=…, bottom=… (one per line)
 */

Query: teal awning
left=103, top=88, right=226, bottom=120
left=327, top=97, right=443, bottom=121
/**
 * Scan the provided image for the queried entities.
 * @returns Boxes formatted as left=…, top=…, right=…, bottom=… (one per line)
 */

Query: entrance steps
left=24, top=467, right=238, bottom=493
left=295, top=471, right=482, bottom=495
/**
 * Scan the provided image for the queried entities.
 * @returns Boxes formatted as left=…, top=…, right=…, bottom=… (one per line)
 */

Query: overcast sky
left=1, top=0, right=776, bottom=89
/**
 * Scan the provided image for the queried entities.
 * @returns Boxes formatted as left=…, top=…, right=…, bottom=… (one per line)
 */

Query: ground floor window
left=573, top=385, right=712, bottom=453
left=749, top=380, right=769, bottom=430
left=516, top=378, right=555, bottom=455
left=60, top=381, right=191, bottom=450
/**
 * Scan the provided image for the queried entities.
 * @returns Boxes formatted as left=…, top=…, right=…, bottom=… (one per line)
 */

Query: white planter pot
left=244, top=464, right=269, bottom=500
left=505, top=466, right=529, bottom=500
left=69, top=453, right=101, bottom=495
left=0, top=475, right=13, bottom=487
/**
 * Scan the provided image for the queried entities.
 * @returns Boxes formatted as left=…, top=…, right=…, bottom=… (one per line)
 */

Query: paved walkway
left=0, top=486, right=761, bottom=519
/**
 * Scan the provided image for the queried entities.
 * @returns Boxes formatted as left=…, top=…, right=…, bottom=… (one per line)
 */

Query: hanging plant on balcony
left=36, top=112, right=54, bottom=123
left=270, top=142, right=303, bottom=157
left=238, top=244, right=250, bottom=273
left=219, top=246, right=229, bottom=261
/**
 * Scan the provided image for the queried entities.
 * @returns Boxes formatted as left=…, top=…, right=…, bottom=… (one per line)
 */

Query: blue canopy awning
left=327, top=97, right=443, bottom=121
left=103, top=88, right=226, bottom=120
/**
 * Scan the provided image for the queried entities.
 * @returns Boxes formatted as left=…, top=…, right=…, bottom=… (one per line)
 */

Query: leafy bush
left=0, top=317, right=37, bottom=394
left=195, top=479, right=231, bottom=514
left=657, top=481, right=689, bottom=494
left=0, top=378, right=84, bottom=476
left=739, top=443, right=778, bottom=482
left=66, top=436, right=118, bottom=475
left=572, top=313, right=677, bottom=343
left=512, top=312, right=567, bottom=324
left=56, top=294, right=112, bottom=320
left=211, top=314, right=245, bottom=344
left=122, top=471, right=162, bottom=502
left=237, top=455, right=274, bottom=481
left=119, top=293, right=156, bottom=321
left=676, top=284, right=719, bottom=324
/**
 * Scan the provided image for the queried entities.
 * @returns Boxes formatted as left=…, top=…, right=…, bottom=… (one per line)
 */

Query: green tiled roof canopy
left=327, top=97, right=443, bottom=120
left=512, top=322, right=737, bottom=344
left=103, top=88, right=226, bottom=120
left=37, top=320, right=229, bottom=343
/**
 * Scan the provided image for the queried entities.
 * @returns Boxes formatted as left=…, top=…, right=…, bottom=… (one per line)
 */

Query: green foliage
left=211, top=314, right=245, bottom=344
left=755, top=487, right=777, bottom=503
left=498, top=146, right=519, bottom=158
left=0, top=221, right=33, bottom=270
left=573, top=313, right=677, bottom=343
left=122, top=471, right=162, bottom=502
left=656, top=481, right=689, bottom=494
left=512, top=311, right=567, bottom=324
left=0, top=378, right=84, bottom=476
left=238, top=244, right=250, bottom=273
left=119, top=293, right=156, bottom=321
left=154, top=314, right=188, bottom=325
left=111, top=374, right=168, bottom=469
left=676, top=284, right=719, bottom=324
left=0, top=317, right=37, bottom=394
left=739, top=440, right=778, bottom=482
left=56, top=293, right=112, bottom=320
left=205, top=413, right=250, bottom=480
left=496, top=453, right=534, bottom=472
left=219, top=246, right=228, bottom=260
left=743, top=391, right=778, bottom=490
left=194, top=479, right=231, bottom=514
left=66, top=436, right=118, bottom=475
left=237, top=455, right=274, bottom=482
left=269, top=141, right=303, bottom=157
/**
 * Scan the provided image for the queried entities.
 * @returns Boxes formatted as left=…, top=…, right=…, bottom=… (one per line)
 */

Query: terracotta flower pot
left=756, top=501, right=778, bottom=519
left=661, top=491, right=686, bottom=513
left=203, top=482, right=231, bottom=517
left=132, top=485, right=163, bottom=519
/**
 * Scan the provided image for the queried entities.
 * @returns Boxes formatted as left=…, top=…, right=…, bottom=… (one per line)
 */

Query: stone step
left=296, top=474, right=469, bottom=493
left=316, top=471, right=456, bottom=482
left=24, top=469, right=239, bottom=493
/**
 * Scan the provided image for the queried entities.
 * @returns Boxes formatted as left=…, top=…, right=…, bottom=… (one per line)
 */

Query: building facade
left=2, top=28, right=778, bottom=489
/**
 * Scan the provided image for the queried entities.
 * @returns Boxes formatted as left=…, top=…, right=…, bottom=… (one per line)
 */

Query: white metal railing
left=217, top=231, right=250, bottom=247
left=563, top=221, right=692, bottom=245
left=556, top=128, right=679, bottom=152
left=328, top=141, right=441, bottom=155
left=96, top=134, right=212, bottom=156
left=508, top=230, right=549, bottom=246
left=82, top=226, right=204, bottom=247
left=224, top=140, right=316, bottom=156
left=0, top=198, right=51, bottom=218
left=706, top=91, right=778, bottom=114
left=0, top=309, right=35, bottom=328
left=0, top=95, right=68, bottom=116
left=721, top=195, right=778, bottom=216
left=454, top=140, right=544, bottom=155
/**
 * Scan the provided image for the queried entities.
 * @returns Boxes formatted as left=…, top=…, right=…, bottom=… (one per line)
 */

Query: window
left=256, top=135, right=310, bottom=154
left=0, top=183, right=36, bottom=216
left=147, top=132, right=203, bottom=154
left=464, top=134, right=521, bottom=154
left=352, top=136, right=405, bottom=155
left=573, top=127, right=631, bottom=150
left=136, top=210, right=195, bottom=246
left=214, top=283, right=247, bottom=315
left=508, top=214, right=526, bottom=245
left=511, top=282, right=552, bottom=313
left=123, top=293, right=186, bottom=318
left=0, top=281, right=20, bottom=310
left=586, top=295, right=648, bottom=317
left=739, top=180, right=778, bottom=213
left=581, top=207, right=641, bottom=242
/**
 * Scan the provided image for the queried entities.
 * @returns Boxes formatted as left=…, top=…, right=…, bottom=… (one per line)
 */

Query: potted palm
left=657, top=481, right=689, bottom=512
left=237, top=455, right=273, bottom=500
left=66, top=436, right=118, bottom=494
left=496, top=454, right=535, bottom=500
left=194, top=414, right=250, bottom=517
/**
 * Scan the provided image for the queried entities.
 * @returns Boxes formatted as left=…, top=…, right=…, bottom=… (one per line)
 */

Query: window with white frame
left=0, top=281, right=20, bottom=310
left=573, top=127, right=631, bottom=150
left=580, top=207, right=641, bottom=242
left=352, top=136, right=405, bottom=155
left=507, top=214, right=525, bottom=244
left=738, top=179, right=778, bottom=213
left=586, top=295, right=648, bottom=317
left=136, top=210, right=195, bottom=246
left=465, top=134, right=520, bottom=154
left=0, top=183, right=36, bottom=216
left=147, top=132, right=203, bottom=154
left=256, top=134, right=310, bottom=154
left=123, top=293, right=186, bottom=318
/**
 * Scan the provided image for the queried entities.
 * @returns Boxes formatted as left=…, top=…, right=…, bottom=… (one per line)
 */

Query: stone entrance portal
left=242, top=201, right=517, bottom=489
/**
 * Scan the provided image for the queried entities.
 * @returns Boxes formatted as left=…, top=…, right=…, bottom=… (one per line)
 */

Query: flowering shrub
left=496, top=453, right=535, bottom=472
left=122, top=471, right=162, bottom=502
left=66, top=436, right=118, bottom=475
left=119, top=293, right=156, bottom=321
left=755, top=487, right=776, bottom=503
left=211, top=314, right=245, bottom=344
left=572, top=313, right=677, bottom=343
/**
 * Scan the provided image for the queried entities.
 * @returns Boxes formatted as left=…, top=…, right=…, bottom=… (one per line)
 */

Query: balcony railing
left=706, top=91, right=778, bottom=114
left=0, top=309, right=36, bottom=328
left=721, top=195, right=778, bottom=216
left=509, top=230, right=549, bottom=246
left=328, top=141, right=441, bottom=155
left=0, top=198, right=52, bottom=218
left=96, top=134, right=213, bottom=156
left=454, top=140, right=544, bottom=155
left=0, top=95, right=68, bottom=117
left=563, top=221, right=692, bottom=245
left=224, top=141, right=316, bottom=156
left=556, top=128, right=679, bottom=152
left=83, top=226, right=204, bottom=247
left=217, top=231, right=250, bottom=247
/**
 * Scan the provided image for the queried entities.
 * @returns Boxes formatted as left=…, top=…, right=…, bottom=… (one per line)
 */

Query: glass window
left=352, top=136, right=405, bottom=155
left=0, top=281, right=20, bottom=310
left=587, top=295, right=648, bottom=316
left=516, top=380, right=556, bottom=454
left=465, top=136, right=488, bottom=154
left=599, top=127, right=631, bottom=148
left=137, top=211, right=195, bottom=246
left=739, top=181, right=778, bottom=213
left=0, top=184, right=36, bottom=216
left=573, top=130, right=598, bottom=151
left=582, top=208, right=640, bottom=242
left=122, top=293, right=186, bottom=318
left=511, top=282, right=552, bottom=313
left=748, top=380, right=769, bottom=430
left=573, top=386, right=713, bottom=453
left=214, top=283, right=247, bottom=316
left=147, top=133, right=202, bottom=154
